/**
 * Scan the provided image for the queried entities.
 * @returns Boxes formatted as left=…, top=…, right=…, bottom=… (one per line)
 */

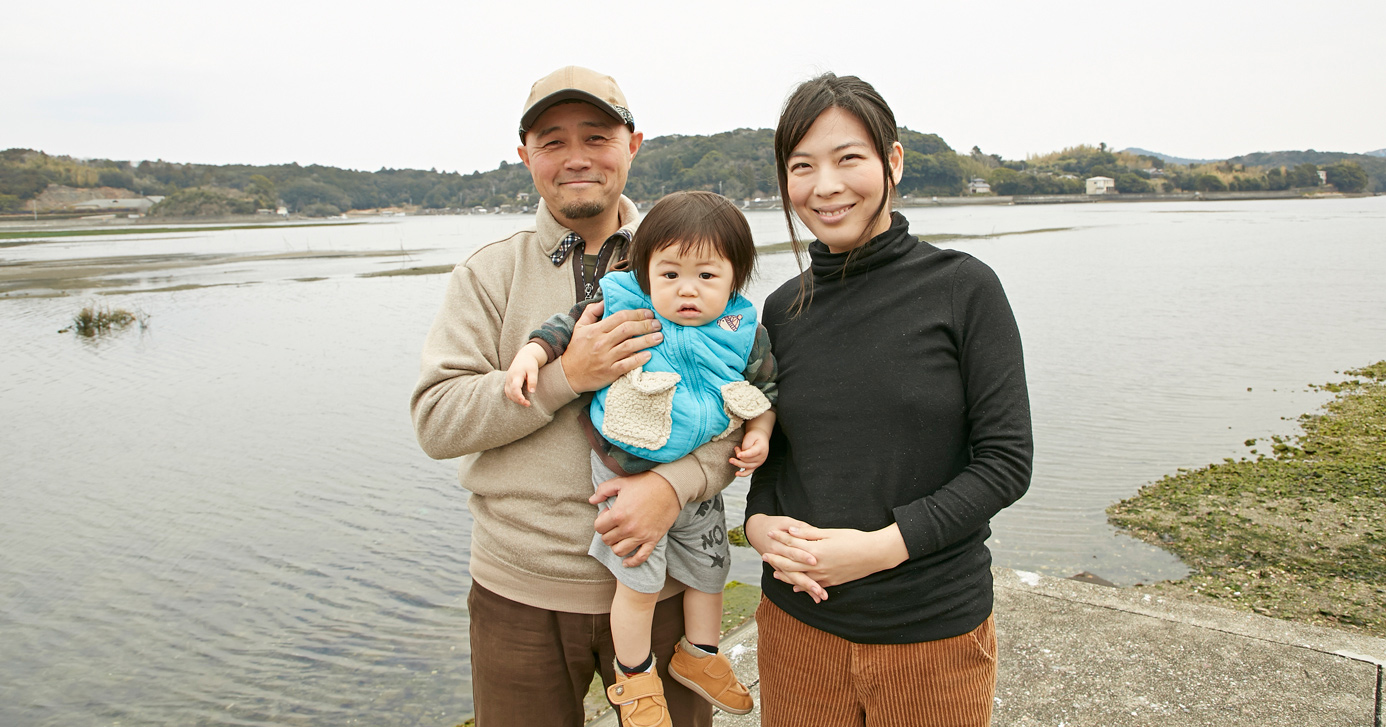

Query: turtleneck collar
left=807, top=212, right=915, bottom=281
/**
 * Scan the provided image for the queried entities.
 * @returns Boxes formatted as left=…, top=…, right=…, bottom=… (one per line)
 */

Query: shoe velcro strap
left=607, top=677, right=664, bottom=703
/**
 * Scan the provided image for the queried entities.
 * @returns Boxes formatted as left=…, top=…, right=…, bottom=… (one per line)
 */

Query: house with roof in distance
left=967, top=177, right=991, bottom=195
left=1086, top=176, right=1115, bottom=195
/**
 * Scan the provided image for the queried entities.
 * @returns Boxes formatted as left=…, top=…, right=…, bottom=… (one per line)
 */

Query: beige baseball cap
left=518, top=66, right=634, bottom=141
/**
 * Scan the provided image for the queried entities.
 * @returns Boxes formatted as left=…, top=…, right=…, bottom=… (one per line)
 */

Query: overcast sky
left=5, top=0, right=1382, bottom=174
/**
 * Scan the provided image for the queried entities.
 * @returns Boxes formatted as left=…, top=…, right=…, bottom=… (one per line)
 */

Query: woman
left=744, top=73, right=1033, bottom=726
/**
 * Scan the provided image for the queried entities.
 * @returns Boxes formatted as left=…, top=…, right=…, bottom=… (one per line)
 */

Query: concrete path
left=597, top=567, right=1385, bottom=726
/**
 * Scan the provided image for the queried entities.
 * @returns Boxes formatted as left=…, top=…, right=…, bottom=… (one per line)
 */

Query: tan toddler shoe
left=606, top=660, right=671, bottom=727
left=667, top=637, right=753, bottom=715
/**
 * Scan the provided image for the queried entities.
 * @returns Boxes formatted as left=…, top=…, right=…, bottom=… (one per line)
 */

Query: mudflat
left=1110, top=361, right=1386, bottom=638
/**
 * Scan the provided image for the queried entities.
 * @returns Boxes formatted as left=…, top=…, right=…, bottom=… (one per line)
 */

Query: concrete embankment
left=592, top=568, right=1386, bottom=727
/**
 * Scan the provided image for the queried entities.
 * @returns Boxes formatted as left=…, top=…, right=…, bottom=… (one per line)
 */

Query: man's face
left=518, top=101, right=642, bottom=227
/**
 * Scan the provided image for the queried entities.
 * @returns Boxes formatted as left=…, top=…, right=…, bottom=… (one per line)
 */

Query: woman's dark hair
left=628, top=190, right=756, bottom=294
left=774, top=73, right=900, bottom=313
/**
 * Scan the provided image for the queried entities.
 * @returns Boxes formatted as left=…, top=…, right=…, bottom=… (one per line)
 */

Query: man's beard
left=560, top=200, right=605, bottom=220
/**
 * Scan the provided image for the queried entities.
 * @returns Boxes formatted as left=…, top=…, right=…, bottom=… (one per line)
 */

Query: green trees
left=97, top=169, right=135, bottom=189
left=13, top=133, right=1373, bottom=218
left=0, top=166, right=47, bottom=200
left=278, top=177, right=350, bottom=214
left=245, top=174, right=277, bottom=209
left=625, top=128, right=777, bottom=201
left=899, top=150, right=965, bottom=196
left=1114, top=172, right=1152, bottom=194
left=985, top=167, right=1082, bottom=195
left=1264, top=167, right=1290, bottom=191
left=899, top=129, right=952, bottom=156
left=1288, top=163, right=1322, bottom=188
left=1324, top=162, right=1368, bottom=192
left=1193, top=174, right=1227, bottom=192
left=148, top=188, right=256, bottom=217
left=422, top=184, right=454, bottom=209
left=894, top=130, right=963, bottom=196
left=1229, top=175, right=1267, bottom=192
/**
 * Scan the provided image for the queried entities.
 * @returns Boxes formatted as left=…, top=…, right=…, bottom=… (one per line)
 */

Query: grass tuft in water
left=66, top=303, right=148, bottom=337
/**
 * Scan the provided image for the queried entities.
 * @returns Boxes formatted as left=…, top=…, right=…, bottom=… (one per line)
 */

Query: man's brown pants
left=467, top=581, right=713, bottom=727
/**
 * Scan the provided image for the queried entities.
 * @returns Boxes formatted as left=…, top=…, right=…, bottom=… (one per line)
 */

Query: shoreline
left=1109, top=361, right=1386, bottom=639
left=3, top=190, right=1377, bottom=229
left=899, top=189, right=1378, bottom=207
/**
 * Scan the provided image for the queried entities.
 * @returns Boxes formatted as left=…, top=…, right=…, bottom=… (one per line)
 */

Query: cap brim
left=520, top=90, right=631, bottom=137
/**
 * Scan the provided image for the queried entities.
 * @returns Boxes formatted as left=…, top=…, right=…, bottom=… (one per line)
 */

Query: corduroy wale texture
left=756, top=598, right=997, bottom=727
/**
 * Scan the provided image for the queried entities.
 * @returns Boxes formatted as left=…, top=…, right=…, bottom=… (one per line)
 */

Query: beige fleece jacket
left=411, top=197, right=740, bottom=614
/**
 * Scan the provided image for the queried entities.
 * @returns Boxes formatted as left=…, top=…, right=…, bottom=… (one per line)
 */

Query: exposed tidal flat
left=2, top=197, right=1385, bottom=726
left=1110, top=361, right=1386, bottom=638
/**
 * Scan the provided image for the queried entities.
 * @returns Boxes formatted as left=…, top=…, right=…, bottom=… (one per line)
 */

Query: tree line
left=2, top=133, right=1378, bottom=218
left=971, top=144, right=1375, bottom=196
left=0, top=129, right=968, bottom=217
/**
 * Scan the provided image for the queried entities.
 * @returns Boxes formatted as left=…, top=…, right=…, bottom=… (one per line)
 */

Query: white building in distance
left=1086, top=176, right=1115, bottom=195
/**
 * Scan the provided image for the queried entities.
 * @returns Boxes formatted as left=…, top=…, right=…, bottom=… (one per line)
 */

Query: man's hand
left=591, top=470, right=681, bottom=567
left=561, top=301, right=663, bottom=393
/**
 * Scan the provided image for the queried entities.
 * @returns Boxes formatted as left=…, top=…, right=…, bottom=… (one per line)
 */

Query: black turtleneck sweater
left=746, top=212, right=1032, bottom=644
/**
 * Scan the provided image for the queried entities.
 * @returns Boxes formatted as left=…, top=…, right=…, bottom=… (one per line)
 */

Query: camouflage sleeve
left=604, top=441, right=659, bottom=475
left=742, top=324, right=778, bottom=406
left=528, top=292, right=602, bottom=364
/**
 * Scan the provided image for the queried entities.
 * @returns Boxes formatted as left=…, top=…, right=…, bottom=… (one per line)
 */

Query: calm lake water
left=2, top=197, right=1384, bottom=726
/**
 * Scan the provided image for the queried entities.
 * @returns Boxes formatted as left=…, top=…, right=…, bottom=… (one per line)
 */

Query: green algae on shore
left=1109, top=361, right=1386, bottom=638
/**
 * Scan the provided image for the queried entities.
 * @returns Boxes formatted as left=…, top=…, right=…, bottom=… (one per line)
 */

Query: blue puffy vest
left=590, top=271, right=758, bottom=463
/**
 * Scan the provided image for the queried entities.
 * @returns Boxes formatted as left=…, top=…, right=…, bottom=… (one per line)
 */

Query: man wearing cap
left=411, top=66, right=731, bottom=726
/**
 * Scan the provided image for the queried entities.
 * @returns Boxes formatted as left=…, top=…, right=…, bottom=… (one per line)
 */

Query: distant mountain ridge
left=1121, top=148, right=1219, bottom=166
left=1125, top=146, right=1386, bottom=164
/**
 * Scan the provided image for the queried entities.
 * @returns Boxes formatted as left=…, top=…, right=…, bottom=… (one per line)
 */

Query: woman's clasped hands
left=745, top=514, right=910, bottom=604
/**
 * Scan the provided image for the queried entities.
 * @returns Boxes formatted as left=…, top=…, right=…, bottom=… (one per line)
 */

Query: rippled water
left=2, top=198, right=1384, bottom=726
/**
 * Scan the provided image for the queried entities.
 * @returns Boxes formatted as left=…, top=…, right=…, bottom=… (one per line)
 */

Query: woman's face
left=785, top=107, right=904, bottom=254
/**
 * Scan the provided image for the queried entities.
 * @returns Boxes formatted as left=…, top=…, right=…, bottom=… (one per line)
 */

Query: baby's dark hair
left=628, top=191, right=756, bottom=294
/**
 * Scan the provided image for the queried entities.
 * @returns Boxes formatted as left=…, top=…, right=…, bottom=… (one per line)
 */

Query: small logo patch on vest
left=717, top=314, right=742, bottom=332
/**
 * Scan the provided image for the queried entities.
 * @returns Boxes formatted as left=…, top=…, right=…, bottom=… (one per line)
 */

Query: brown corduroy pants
left=467, top=581, right=713, bottom=727
left=755, top=597, right=997, bottom=727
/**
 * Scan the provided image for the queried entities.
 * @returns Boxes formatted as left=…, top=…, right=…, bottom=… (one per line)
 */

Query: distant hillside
left=1121, top=148, right=1219, bottom=166
left=6, top=136, right=1378, bottom=218
left=2, top=127, right=968, bottom=216
left=1226, top=150, right=1386, bottom=192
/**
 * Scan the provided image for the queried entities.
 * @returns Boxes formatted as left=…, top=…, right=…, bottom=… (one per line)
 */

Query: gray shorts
left=589, top=451, right=731, bottom=595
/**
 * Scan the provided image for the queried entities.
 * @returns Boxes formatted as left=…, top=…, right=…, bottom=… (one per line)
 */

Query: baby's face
left=647, top=242, right=736, bottom=327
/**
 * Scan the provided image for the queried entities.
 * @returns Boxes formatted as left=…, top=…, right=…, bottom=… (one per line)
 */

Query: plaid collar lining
left=550, top=228, right=632, bottom=266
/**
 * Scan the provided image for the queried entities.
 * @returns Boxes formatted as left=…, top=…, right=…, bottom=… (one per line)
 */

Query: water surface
left=2, top=197, right=1384, bottom=725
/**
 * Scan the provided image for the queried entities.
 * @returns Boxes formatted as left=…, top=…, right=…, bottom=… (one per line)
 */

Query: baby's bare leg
left=681, top=587, right=723, bottom=647
left=611, top=582, right=661, bottom=668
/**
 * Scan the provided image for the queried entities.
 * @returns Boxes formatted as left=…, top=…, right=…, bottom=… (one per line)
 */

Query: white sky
left=4, top=0, right=1382, bottom=174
